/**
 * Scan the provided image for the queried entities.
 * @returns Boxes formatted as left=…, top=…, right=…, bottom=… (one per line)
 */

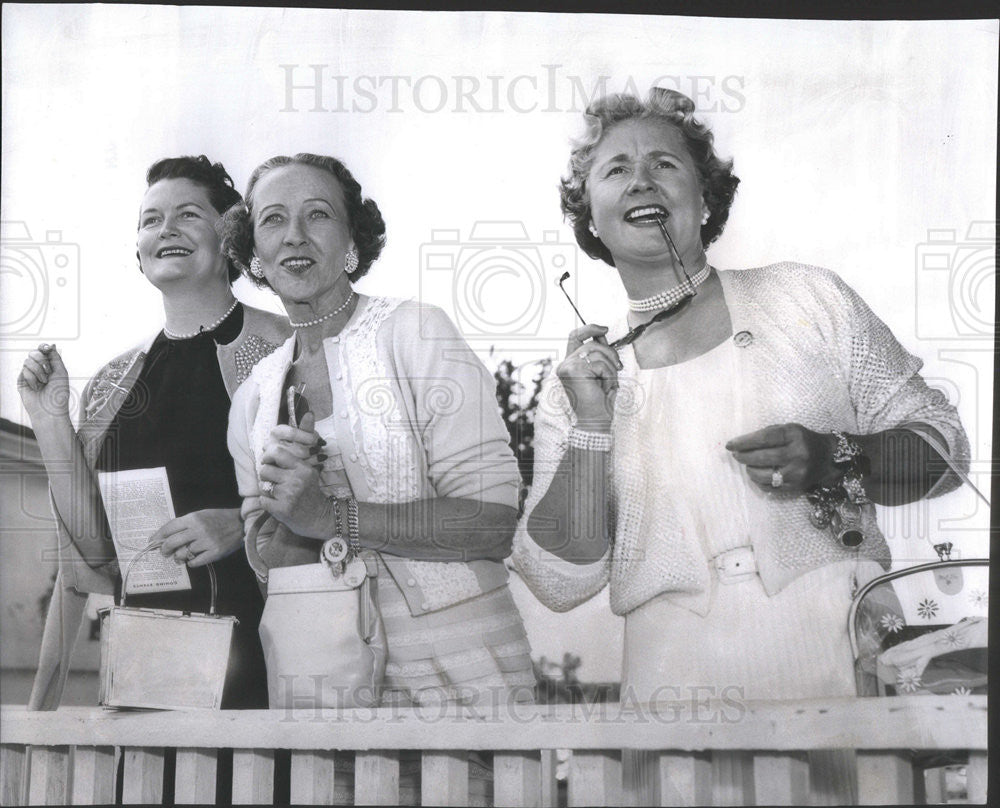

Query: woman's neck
left=285, top=276, right=359, bottom=353
left=161, top=285, right=237, bottom=336
left=616, top=249, right=708, bottom=302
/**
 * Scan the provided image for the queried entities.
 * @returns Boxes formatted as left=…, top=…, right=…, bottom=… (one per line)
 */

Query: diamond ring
left=771, top=468, right=784, bottom=488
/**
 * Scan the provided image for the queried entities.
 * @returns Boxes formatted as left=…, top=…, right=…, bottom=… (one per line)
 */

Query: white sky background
left=1, top=6, right=996, bottom=681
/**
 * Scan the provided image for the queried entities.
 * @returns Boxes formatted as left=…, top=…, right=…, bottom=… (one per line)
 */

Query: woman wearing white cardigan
left=512, top=89, right=969, bottom=803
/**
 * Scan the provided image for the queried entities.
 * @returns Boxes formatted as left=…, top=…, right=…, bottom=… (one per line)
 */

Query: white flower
left=896, top=669, right=922, bottom=693
left=969, top=589, right=988, bottom=609
left=879, top=613, right=904, bottom=633
left=952, top=686, right=972, bottom=696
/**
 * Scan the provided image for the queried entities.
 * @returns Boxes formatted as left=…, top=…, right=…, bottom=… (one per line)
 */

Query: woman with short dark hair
left=19, top=155, right=291, bottom=711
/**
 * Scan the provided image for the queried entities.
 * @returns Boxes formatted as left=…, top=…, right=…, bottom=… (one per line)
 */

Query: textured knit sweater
left=228, top=296, right=521, bottom=616
left=512, top=264, right=969, bottom=617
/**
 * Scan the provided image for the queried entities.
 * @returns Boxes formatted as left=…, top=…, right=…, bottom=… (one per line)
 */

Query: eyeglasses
left=558, top=214, right=696, bottom=350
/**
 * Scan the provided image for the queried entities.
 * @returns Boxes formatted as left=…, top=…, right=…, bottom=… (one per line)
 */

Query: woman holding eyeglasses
left=512, top=88, right=969, bottom=802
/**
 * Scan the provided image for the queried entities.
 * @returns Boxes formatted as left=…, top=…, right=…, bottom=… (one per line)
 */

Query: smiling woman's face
left=251, top=163, right=354, bottom=306
left=136, top=178, right=227, bottom=290
left=586, top=118, right=707, bottom=271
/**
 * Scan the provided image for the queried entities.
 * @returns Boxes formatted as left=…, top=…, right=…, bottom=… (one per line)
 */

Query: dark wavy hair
left=139, top=155, right=244, bottom=283
left=559, top=88, right=740, bottom=267
left=219, top=153, right=386, bottom=289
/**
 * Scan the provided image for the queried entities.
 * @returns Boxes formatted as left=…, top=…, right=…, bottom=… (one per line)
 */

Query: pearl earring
left=701, top=208, right=710, bottom=226
left=588, top=222, right=599, bottom=238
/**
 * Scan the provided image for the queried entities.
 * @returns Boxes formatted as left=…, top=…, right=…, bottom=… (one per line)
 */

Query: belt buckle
left=714, top=547, right=756, bottom=584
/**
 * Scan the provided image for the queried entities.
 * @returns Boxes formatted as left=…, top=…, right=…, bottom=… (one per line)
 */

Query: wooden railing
left=0, top=696, right=987, bottom=806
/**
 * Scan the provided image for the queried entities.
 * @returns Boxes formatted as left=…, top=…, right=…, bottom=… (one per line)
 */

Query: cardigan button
left=330, top=336, right=340, bottom=344
left=335, top=372, right=343, bottom=380
left=420, top=602, right=430, bottom=611
left=733, top=330, right=754, bottom=347
left=406, top=578, right=417, bottom=586
left=340, top=410, right=348, bottom=418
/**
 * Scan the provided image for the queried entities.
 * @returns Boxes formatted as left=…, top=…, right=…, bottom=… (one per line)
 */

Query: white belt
left=712, top=546, right=757, bottom=584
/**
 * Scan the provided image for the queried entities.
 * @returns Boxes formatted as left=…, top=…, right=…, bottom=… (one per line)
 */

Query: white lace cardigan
left=511, top=264, right=970, bottom=618
left=228, top=296, right=521, bottom=616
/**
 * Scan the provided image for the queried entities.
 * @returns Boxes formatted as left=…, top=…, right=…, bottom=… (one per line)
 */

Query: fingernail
left=317, top=437, right=327, bottom=446
left=316, top=453, right=328, bottom=462
left=309, top=445, right=320, bottom=455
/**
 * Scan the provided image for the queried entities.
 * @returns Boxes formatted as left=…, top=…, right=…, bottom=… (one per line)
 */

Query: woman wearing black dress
left=18, top=155, right=291, bottom=711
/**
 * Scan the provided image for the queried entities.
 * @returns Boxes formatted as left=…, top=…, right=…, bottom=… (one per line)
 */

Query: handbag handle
left=120, top=541, right=219, bottom=615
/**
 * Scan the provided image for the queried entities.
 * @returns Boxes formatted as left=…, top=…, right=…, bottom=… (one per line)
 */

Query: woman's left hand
left=726, top=423, right=840, bottom=492
left=154, top=508, right=244, bottom=567
left=259, top=412, right=333, bottom=538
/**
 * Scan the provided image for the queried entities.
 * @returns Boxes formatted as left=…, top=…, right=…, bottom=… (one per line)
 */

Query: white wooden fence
left=0, top=695, right=987, bottom=806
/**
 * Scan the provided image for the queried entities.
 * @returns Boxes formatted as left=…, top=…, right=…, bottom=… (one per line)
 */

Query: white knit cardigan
left=228, top=296, right=521, bottom=615
left=511, top=264, right=969, bottom=617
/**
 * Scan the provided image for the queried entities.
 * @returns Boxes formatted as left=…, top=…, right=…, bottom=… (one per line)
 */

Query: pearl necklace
left=628, top=262, right=711, bottom=312
left=289, top=291, right=356, bottom=328
left=163, top=299, right=239, bottom=340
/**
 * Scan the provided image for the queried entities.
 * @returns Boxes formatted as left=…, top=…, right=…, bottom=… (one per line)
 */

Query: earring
left=249, top=255, right=264, bottom=278
left=701, top=208, right=710, bottom=225
left=344, top=248, right=359, bottom=275
left=588, top=222, right=599, bottom=238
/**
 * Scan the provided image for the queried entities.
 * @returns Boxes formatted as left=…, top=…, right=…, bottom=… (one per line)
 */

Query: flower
left=879, top=613, right=904, bottom=633
left=969, top=589, right=988, bottom=610
left=916, top=598, right=939, bottom=620
left=896, top=669, right=922, bottom=693
left=941, top=630, right=966, bottom=648
left=952, top=686, right=972, bottom=696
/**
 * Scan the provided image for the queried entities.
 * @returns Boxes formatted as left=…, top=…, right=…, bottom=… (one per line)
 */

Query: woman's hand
left=556, top=324, right=623, bottom=432
left=154, top=508, right=244, bottom=567
left=726, top=423, right=840, bottom=492
left=16, top=344, right=71, bottom=423
left=258, top=411, right=333, bottom=538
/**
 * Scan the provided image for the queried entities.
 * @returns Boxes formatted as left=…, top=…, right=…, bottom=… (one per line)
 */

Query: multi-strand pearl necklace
left=163, top=299, right=239, bottom=340
left=627, top=263, right=711, bottom=312
left=289, top=291, right=356, bottom=328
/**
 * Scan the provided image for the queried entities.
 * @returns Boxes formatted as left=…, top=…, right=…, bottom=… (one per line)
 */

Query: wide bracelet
left=339, top=496, right=361, bottom=554
left=805, top=431, right=871, bottom=546
left=567, top=426, right=612, bottom=453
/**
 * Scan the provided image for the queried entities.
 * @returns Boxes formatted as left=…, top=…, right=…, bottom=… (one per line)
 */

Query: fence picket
left=568, top=750, right=621, bottom=807
left=0, top=745, right=27, bottom=806
left=711, top=751, right=754, bottom=806
left=856, top=751, right=914, bottom=805
left=71, top=746, right=115, bottom=805
left=657, top=751, right=711, bottom=806
left=289, top=750, right=341, bottom=805
left=175, top=748, right=218, bottom=804
left=355, top=751, right=399, bottom=806
left=966, top=751, right=987, bottom=804
left=421, top=751, right=469, bottom=806
left=121, top=747, right=164, bottom=805
left=752, top=752, right=808, bottom=805
left=232, top=749, right=274, bottom=805
left=494, top=751, right=541, bottom=807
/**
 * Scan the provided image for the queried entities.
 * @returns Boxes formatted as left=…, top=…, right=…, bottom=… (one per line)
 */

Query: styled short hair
left=559, top=88, right=740, bottom=267
left=142, top=155, right=244, bottom=283
left=220, top=153, right=386, bottom=289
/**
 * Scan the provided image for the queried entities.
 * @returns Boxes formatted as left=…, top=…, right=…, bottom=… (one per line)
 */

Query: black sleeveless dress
left=95, top=305, right=268, bottom=709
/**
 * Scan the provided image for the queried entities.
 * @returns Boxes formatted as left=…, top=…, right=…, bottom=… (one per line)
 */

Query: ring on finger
left=260, top=480, right=275, bottom=495
left=770, top=467, right=784, bottom=488
left=581, top=351, right=593, bottom=366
